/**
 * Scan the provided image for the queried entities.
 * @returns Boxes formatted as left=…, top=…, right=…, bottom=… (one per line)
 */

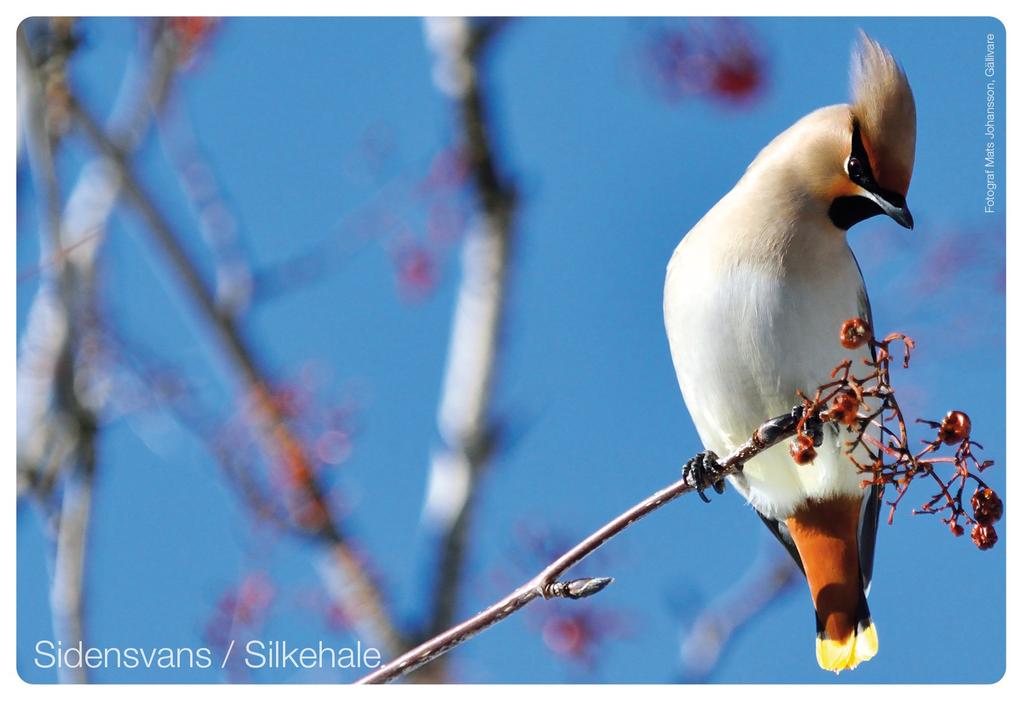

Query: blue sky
left=17, top=17, right=1005, bottom=684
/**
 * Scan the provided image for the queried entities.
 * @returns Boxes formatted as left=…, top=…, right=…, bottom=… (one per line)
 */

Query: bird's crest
left=850, top=31, right=916, bottom=195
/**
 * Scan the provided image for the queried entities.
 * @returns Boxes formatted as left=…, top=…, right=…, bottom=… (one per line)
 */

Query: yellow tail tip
left=816, top=621, right=879, bottom=673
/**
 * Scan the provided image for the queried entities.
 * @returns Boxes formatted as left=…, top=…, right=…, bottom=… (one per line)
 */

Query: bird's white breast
left=664, top=192, right=872, bottom=520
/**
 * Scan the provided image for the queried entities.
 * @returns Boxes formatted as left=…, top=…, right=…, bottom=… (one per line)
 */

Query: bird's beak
left=868, top=191, right=914, bottom=230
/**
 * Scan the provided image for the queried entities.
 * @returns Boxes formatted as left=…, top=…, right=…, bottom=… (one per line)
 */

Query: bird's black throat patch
left=829, top=195, right=884, bottom=230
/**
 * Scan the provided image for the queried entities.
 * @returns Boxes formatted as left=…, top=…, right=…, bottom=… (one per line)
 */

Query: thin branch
left=357, top=405, right=804, bottom=684
left=248, top=167, right=413, bottom=303
left=65, top=89, right=408, bottom=660
left=155, top=91, right=253, bottom=317
left=418, top=17, right=517, bottom=659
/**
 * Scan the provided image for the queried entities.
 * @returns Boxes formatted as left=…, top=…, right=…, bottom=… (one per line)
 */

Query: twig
left=357, top=406, right=804, bottom=683
left=418, top=16, right=517, bottom=655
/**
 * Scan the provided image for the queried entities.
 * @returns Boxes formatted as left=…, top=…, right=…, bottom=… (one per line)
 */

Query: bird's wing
left=851, top=249, right=882, bottom=595
left=756, top=510, right=805, bottom=574
left=860, top=476, right=883, bottom=595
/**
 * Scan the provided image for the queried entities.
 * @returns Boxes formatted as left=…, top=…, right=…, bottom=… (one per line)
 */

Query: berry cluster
left=916, top=411, right=1002, bottom=549
left=788, top=318, right=1001, bottom=550
left=641, top=19, right=766, bottom=105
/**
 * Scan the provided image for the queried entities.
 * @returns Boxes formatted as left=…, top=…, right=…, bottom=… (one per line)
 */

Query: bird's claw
left=793, top=403, right=824, bottom=447
left=683, top=450, right=726, bottom=503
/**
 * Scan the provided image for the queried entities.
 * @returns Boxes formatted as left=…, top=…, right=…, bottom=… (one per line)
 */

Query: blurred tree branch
left=155, top=91, right=253, bottom=318
left=19, top=17, right=526, bottom=683
left=416, top=17, right=518, bottom=674
left=16, top=18, right=180, bottom=683
left=677, top=542, right=801, bottom=681
left=39, top=31, right=409, bottom=662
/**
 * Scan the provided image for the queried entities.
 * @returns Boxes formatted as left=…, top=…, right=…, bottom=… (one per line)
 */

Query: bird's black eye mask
left=828, top=120, right=911, bottom=231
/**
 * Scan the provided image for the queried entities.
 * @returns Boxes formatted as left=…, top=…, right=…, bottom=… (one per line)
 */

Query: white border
left=6, top=3, right=1018, bottom=705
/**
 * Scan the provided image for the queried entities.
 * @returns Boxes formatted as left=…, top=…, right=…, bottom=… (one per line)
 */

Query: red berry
left=839, top=318, right=872, bottom=350
left=168, top=17, right=219, bottom=65
left=542, top=615, right=589, bottom=659
left=789, top=434, right=817, bottom=465
left=938, top=410, right=971, bottom=445
left=971, top=522, right=998, bottom=550
left=826, top=391, right=860, bottom=426
left=710, top=51, right=762, bottom=101
left=971, top=487, right=1003, bottom=525
left=949, top=521, right=965, bottom=537
left=394, top=245, right=437, bottom=299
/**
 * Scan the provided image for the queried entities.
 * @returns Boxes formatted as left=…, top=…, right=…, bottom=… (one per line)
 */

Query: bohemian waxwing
left=664, top=31, right=915, bottom=673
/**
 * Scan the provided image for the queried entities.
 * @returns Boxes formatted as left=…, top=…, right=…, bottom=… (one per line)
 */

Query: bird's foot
left=683, top=450, right=726, bottom=503
left=793, top=404, right=825, bottom=447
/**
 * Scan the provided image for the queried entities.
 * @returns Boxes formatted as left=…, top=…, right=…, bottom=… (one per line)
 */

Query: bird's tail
left=815, top=593, right=878, bottom=673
